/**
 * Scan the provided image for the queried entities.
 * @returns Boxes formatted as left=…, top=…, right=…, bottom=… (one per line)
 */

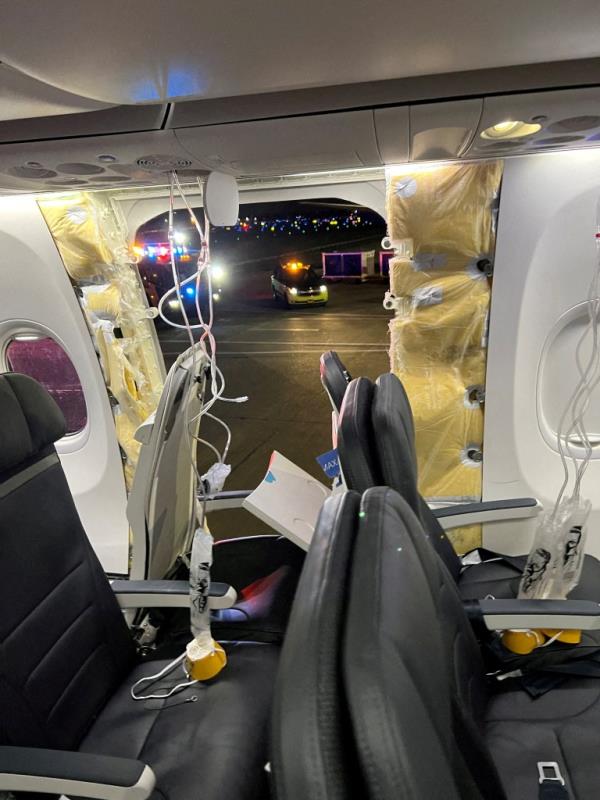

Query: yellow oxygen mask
left=185, top=634, right=227, bottom=681
left=501, top=628, right=582, bottom=656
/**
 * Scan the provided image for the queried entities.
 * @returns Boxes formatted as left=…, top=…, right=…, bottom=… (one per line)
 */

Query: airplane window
left=5, top=335, right=87, bottom=435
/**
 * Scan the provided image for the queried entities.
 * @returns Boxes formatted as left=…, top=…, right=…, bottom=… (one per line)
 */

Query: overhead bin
left=0, top=63, right=112, bottom=122
left=1, top=85, right=600, bottom=195
left=374, top=99, right=483, bottom=164
left=0, top=104, right=167, bottom=144
left=174, top=110, right=382, bottom=176
left=409, top=99, right=482, bottom=161
left=373, top=107, right=410, bottom=164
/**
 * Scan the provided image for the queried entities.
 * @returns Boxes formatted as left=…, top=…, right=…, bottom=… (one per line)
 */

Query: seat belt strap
left=539, top=784, right=569, bottom=799
left=0, top=452, right=59, bottom=499
left=538, top=762, right=569, bottom=799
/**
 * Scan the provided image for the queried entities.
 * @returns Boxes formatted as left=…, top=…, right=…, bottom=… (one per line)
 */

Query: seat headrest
left=337, top=377, right=381, bottom=491
left=371, top=373, right=463, bottom=581
left=0, top=373, right=67, bottom=473
left=371, top=373, right=420, bottom=512
left=320, top=350, right=352, bottom=413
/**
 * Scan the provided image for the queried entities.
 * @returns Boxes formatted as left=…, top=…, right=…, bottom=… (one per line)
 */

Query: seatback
left=336, top=378, right=381, bottom=491
left=371, top=372, right=462, bottom=581
left=319, top=350, right=352, bottom=414
left=128, top=343, right=206, bottom=579
left=343, top=487, right=504, bottom=800
left=0, top=373, right=136, bottom=751
left=271, top=491, right=364, bottom=800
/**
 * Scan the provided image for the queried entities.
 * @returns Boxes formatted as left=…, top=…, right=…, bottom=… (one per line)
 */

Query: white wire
left=131, top=174, right=243, bottom=702
left=130, top=653, right=198, bottom=700
left=538, top=630, right=565, bottom=648
left=159, top=171, right=247, bottom=526
left=204, top=411, right=233, bottom=462
left=552, top=198, right=600, bottom=515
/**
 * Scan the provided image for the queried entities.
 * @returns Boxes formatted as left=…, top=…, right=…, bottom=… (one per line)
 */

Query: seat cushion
left=485, top=677, right=600, bottom=798
left=458, top=552, right=600, bottom=601
left=80, top=642, right=279, bottom=800
left=458, top=556, right=526, bottom=600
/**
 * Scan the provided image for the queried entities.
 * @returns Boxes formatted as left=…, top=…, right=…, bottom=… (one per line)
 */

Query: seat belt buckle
left=538, top=762, right=565, bottom=785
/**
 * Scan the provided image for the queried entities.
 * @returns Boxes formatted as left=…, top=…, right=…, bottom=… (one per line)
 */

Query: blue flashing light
left=185, top=286, right=195, bottom=297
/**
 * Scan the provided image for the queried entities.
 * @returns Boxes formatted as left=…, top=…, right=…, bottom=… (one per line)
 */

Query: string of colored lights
left=228, top=210, right=374, bottom=235
left=144, top=209, right=379, bottom=241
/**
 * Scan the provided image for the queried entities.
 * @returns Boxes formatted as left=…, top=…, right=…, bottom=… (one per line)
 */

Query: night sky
left=137, top=198, right=386, bottom=246
left=136, top=198, right=387, bottom=278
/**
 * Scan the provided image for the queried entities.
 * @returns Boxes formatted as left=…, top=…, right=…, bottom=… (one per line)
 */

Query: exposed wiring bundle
left=132, top=172, right=245, bottom=699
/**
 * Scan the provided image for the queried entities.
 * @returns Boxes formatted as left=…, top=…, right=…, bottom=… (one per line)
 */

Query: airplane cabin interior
left=2, top=3, right=600, bottom=798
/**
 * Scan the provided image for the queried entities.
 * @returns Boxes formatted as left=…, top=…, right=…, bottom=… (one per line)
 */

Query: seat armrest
left=0, top=746, right=155, bottom=799
left=466, top=598, right=600, bottom=631
left=433, top=497, right=542, bottom=530
left=111, top=579, right=237, bottom=610
left=201, top=489, right=253, bottom=511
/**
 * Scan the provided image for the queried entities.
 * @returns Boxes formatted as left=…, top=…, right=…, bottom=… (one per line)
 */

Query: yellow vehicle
left=271, top=261, right=328, bottom=307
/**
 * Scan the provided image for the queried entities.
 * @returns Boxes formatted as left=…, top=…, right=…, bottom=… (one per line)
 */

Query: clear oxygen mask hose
left=504, top=199, right=600, bottom=654
left=131, top=173, right=241, bottom=699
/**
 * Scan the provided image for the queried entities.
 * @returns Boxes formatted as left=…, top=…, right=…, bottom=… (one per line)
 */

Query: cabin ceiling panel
left=1, top=1, right=600, bottom=105
left=0, top=130, right=213, bottom=192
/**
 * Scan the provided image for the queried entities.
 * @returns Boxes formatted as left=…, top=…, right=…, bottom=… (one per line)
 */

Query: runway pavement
left=158, top=267, right=392, bottom=538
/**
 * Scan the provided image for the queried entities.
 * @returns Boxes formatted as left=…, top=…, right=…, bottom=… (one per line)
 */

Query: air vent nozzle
left=135, top=155, right=193, bottom=171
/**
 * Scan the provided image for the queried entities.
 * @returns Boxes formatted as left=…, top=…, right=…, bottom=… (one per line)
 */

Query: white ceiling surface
left=1, top=1, right=600, bottom=105
left=0, top=64, right=111, bottom=121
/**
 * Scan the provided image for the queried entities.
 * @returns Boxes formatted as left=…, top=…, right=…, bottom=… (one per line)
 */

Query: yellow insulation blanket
left=389, top=274, right=489, bottom=365
left=38, top=194, right=114, bottom=282
left=39, top=192, right=165, bottom=491
left=387, top=162, right=501, bottom=257
left=386, top=161, right=502, bottom=553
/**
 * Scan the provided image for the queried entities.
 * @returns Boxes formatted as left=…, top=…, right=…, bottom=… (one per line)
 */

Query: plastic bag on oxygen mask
left=189, top=526, right=213, bottom=640
left=185, top=526, right=227, bottom=679
left=518, top=497, right=591, bottom=600
left=201, top=462, right=231, bottom=494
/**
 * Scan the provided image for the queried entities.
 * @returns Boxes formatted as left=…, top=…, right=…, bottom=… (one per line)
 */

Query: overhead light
left=480, top=121, right=542, bottom=140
